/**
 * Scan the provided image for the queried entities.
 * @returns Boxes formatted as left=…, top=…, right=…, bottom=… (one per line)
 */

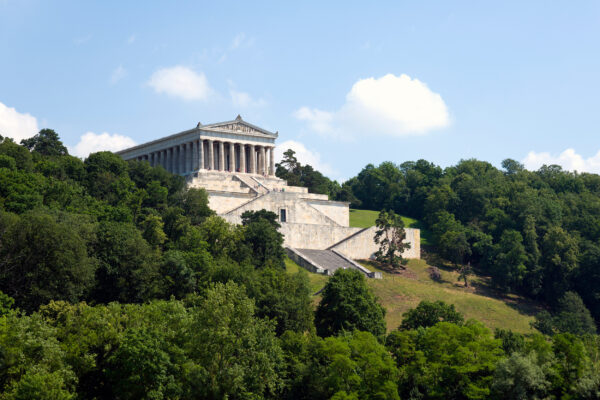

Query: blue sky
left=1, top=1, right=600, bottom=180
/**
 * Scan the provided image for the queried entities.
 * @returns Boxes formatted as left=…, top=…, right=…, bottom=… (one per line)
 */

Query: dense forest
left=280, top=151, right=600, bottom=331
left=1, top=131, right=600, bottom=398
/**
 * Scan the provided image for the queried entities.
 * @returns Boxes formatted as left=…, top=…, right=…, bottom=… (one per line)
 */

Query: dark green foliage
left=3, top=129, right=600, bottom=398
left=315, top=269, right=386, bottom=337
left=491, top=352, right=549, bottom=400
left=21, top=128, right=68, bottom=156
left=241, top=209, right=280, bottom=227
left=399, top=300, right=464, bottom=330
left=172, top=187, right=213, bottom=224
left=247, top=267, right=314, bottom=335
left=240, top=210, right=285, bottom=269
left=387, top=321, right=504, bottom=399
left=91, top=221, right=160, bottom=304
left=494, top=329, right=526, bottom=355
left=0, top=210, right=96, bottom=312
left=185, top=282, right=283, bottom=398
left=532, top=291, right=597, bottom=336
left=0, top=311, right=76, bottom=398
left=280, top=330, right=400, bottom=400
left=105, top=328, right=181, bottom=399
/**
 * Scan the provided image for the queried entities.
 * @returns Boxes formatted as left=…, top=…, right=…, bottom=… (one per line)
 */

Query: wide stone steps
left=286, top=247, right=382, bottom=279
left=295, top=249, right=357, bottom=273
left=235, top=174, right=269, bottom=194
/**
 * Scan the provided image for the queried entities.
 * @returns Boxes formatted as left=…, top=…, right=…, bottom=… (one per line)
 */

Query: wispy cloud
left=219, top=32, right=255, bottom=63
left=109, top=65, right=127, bottom=85
left=73, top=34, right=92, bottom=45
left=228, top=80, right=266, bottom=108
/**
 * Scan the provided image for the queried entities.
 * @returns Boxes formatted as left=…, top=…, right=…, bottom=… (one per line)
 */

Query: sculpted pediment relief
left=211, top=122, right=265, bottom=135
left=200, top=116, right=277, bottom=137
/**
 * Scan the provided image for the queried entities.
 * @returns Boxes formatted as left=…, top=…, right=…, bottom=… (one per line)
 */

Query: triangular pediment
left=201, top=116, right=277, bottom=137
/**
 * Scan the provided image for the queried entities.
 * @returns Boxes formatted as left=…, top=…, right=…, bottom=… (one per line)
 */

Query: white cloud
left=294, top=73, right=450, bottom=138
left=523, top=148, right=600, bottom=173
left=293, top=107, right=335, bottom=135
left=147, top=66, right=212, bottom=101
left=110, top=65, right=127, bottom=85
left=231, top=33, right=246, bottom=49
left=0, top=101, right=39, bottom=142
left=275, top=140, right=335, bottom=176
left=230, top=89, right=266, bottom=108
left=70, top=132, right=136, bottom=158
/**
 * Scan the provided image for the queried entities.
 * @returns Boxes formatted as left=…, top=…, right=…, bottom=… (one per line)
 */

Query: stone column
left=199, top=139, right=204, bottom=170
left=165, top=148, right=171, bottom=173
left=172, top=147, right=178, bottom=174
left=172, top=147, right=177, bottom=173
left=269, top=147, right=275, bottom=176
left=240, top=144, right=246, bottom=173
left=218, top=141, right=225, bottom=171
left=208, top=140, right=214, bottom=170
left=192, top=141, right=198, bottom=171
left=259, top=146, right=266, bottom=175
left=229, top=142, right=235, bottom=172
left=178, top=145, right=183, bottom=174
left=249, top=145, right=256, bottom=174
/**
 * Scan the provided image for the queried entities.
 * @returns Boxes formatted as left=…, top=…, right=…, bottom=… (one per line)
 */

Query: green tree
left=399, top=300, right=464, bottom=330
left=172, top=187, right=213, bottom=225
left=0, top=210, right=96, bottom=312
left=106, top=327, right=181, bottom=400
left=21, top=129, right=68, bottom=156
left=0, top=312, right=76, bottom=399
left=315, top=269, right=386, bottom=337
left=491, top=352, right=549, bottom=400
left=184, top=282, right=283, bottom=399
left=491, top=229, right=527, bottom=290
left=540, top=226, right=579, bottom=303
left=374, top=210, right=411, bottom=270
left=91, top=221, right=161, bottom=304
left=247, top=267, right=314, bottom=335
left=388, top=321, right=504, bottom=400
left=280, top=330, right=399, bottom=400
left=532, top=291, right=596, bottom=336
left=241, top=210, right=285, bottom=269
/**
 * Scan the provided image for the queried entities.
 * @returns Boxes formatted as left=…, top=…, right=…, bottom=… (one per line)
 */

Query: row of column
left=134, top=139, right=275, bottom=176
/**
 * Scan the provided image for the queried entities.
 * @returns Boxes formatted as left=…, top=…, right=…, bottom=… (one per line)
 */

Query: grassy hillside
left=349, top=209, right=432, bottom=245
left=286, top=256, right=539, bottom=334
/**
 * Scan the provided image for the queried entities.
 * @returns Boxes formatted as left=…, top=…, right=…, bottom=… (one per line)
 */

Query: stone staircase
left=286, top=247, right=381, bottom=279
left=235, top=174, right=269, bottom=194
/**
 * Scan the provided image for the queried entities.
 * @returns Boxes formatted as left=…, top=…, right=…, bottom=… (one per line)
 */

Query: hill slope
left=286, top=255, right=539, bottom=334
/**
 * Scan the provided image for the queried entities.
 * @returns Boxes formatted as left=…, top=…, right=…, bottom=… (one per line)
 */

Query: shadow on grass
left=422, top=247, right=542, bottom=319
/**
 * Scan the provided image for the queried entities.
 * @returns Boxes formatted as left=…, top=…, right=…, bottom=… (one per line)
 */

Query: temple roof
left=116, top=115, right=277, bottom=155
left=200, top=115, right=278, bottom=138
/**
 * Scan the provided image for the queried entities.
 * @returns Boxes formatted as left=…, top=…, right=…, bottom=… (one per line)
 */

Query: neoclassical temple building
left=117, top=115, right=276, bottom=176
left=118, top=116, right=420, bottom=278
